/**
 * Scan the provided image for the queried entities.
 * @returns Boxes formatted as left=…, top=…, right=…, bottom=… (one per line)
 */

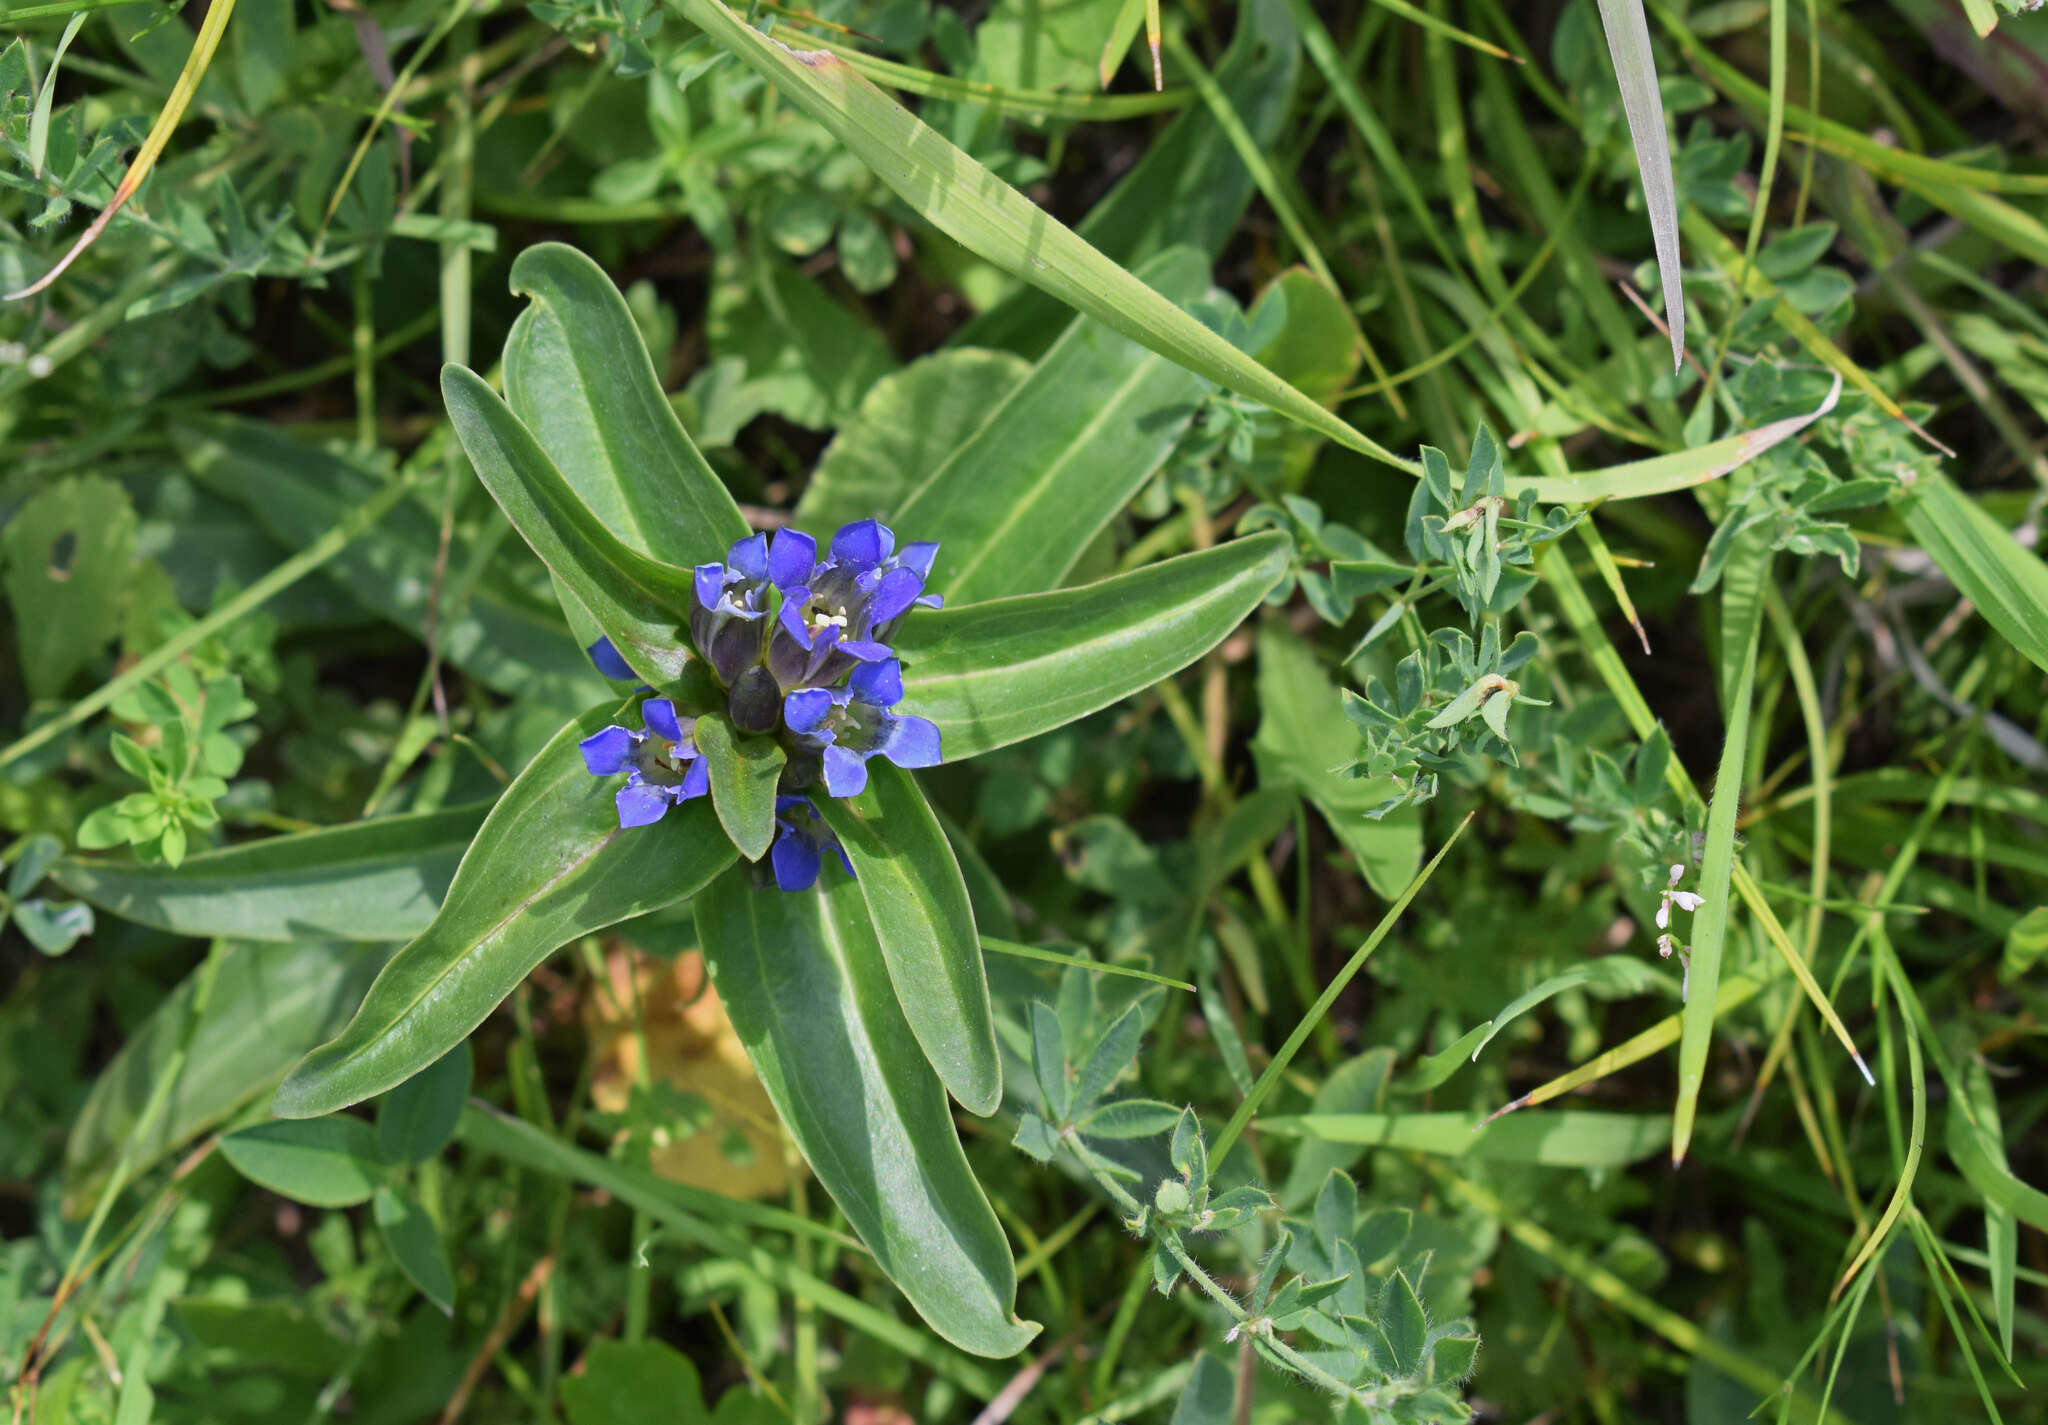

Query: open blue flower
left=578, top=698, right=710, bottom=828
left=770, top=796, right=855, bottom=891
left=783, top=658, right=941, bottom=798
left=767, top=520, right=943, bottom=691
left=691, top=533, right=773, bottom=685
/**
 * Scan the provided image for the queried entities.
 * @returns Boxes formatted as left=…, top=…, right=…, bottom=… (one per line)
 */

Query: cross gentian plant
left=288, top=243, right=1292, bottom=1367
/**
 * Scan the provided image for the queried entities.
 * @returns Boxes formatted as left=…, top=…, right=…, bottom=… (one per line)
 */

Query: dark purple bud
left=728, top=665, right=783, bottom=734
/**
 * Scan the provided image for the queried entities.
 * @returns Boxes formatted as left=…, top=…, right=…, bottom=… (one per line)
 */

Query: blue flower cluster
left=578, top=519, right=944, bottom=890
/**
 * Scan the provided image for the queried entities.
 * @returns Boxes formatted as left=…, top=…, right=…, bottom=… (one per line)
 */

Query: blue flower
left=783, top=658, right=941, bottom=798
left=578, top=698, right=710, bottom=828
left=770, top=796, right=854, bottom=891
left=767, top=520, right=943, bottom=691
left=690, top=533, right=773, bottom=685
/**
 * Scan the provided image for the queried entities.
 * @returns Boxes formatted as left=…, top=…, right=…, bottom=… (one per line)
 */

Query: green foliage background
left=3, top=0, right=2047, bottom=1421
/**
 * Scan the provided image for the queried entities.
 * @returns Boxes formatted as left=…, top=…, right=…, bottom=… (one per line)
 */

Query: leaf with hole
left=1, top=475, right=137, bottom=699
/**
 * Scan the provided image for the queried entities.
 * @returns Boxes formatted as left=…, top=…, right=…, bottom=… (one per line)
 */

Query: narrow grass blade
left=6, top=0, right=239, bottom=299
left=769, top=28, right=1189, bottom=118
left=1099, top=0, right=1147, bottom=87
left=670, top=0, right=1413, bottom=474
left=25, top=12, right=86, bottom=179
left=1832, top=997, right=1923, bottom=1300
left=1671, top=540, right=1765, bottom=1165
left=1269, top=1108, right=1669, bottom=1167
left=980, top=937, right=1193, bottom=992
left=1592, top=0, right=1684, bottom=369
left=1208, top=814, right=1472, bottom=1165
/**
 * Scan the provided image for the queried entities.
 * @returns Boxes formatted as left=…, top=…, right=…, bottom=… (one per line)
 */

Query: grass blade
left=1592, top=0, right=1684, bottom=368
left=1208, top=813, right=1472, bottom=1165
left=670, top=0, right=1413, bottom=474
left=7, top=0, right=239, bottom=299
left=1671, top=541, right=1765, bottom=1165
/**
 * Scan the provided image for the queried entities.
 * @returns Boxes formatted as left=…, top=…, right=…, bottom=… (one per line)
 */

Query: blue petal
left=877, top=713, right=941, bottom=769
left=679, top=757, right=711, bottom=801
left=642, top=697, right=683, bottom=744
left=728, top=532, right=770, bottom=582
left=616, top=778, right=672, bottom=828
left=822, top=744, right=870, bottom=798
left=769, top=528, right=816, bottom=589
left=831, top=518, right=888, bottom=568
left=836, top=638, right=892, bottom=662
left=586, top=637, right=635, bottom=681
left=915, top=592, right=944, bottom=610
left=848, top=657, right=904, bottom=709
left=777, top=594, right=815, bottom=650
left=771, top=828, right=822, bottom=891
left=831, top=845, right=857, bottom=880
left=579, top=725, right=638, bottom=776
left=775, top=794, right=813, bottom=818
left=784, top=688, right=834, bottom=736
left=694, top=562, right=725, bottom=611
left=897, top=541, right=939, bottom=580
left=869, top=566, right=924, bottom=624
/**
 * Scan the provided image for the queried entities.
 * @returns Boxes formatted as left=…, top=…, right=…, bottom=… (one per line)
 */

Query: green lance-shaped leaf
left=49, top=803, right=488, bottom=942
left=1900, top=472, right=2048, bottom=676
left=220, top=1116, right=385, bottom=1209
left=696, top=867, right=1039, bottom=1359
left=694, top=713, right=785, bottom=862
left=670, top=0, right=1411, bottom=475
left=274, top=707, right=736, bottom=1118
left=63, top=939, right=391, bottom=1210
left=442, top=364, right=701, bottom=687
left=894, top=247, right=1213, bottom=605
left=816, top=762, right=1000, bottom=1115
left=1593, top=0, right=1684, bottom=369
left=502, top=241, right=750, bottom=570
left=894, top=533, right=1290, bottom=760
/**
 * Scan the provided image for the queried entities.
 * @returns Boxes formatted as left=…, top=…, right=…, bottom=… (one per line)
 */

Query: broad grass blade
left=1900, top=473, right=2048, bottom=675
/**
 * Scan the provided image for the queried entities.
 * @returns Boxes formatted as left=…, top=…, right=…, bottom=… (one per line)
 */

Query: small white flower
left=1656, top=864, right=1704, bottom=929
